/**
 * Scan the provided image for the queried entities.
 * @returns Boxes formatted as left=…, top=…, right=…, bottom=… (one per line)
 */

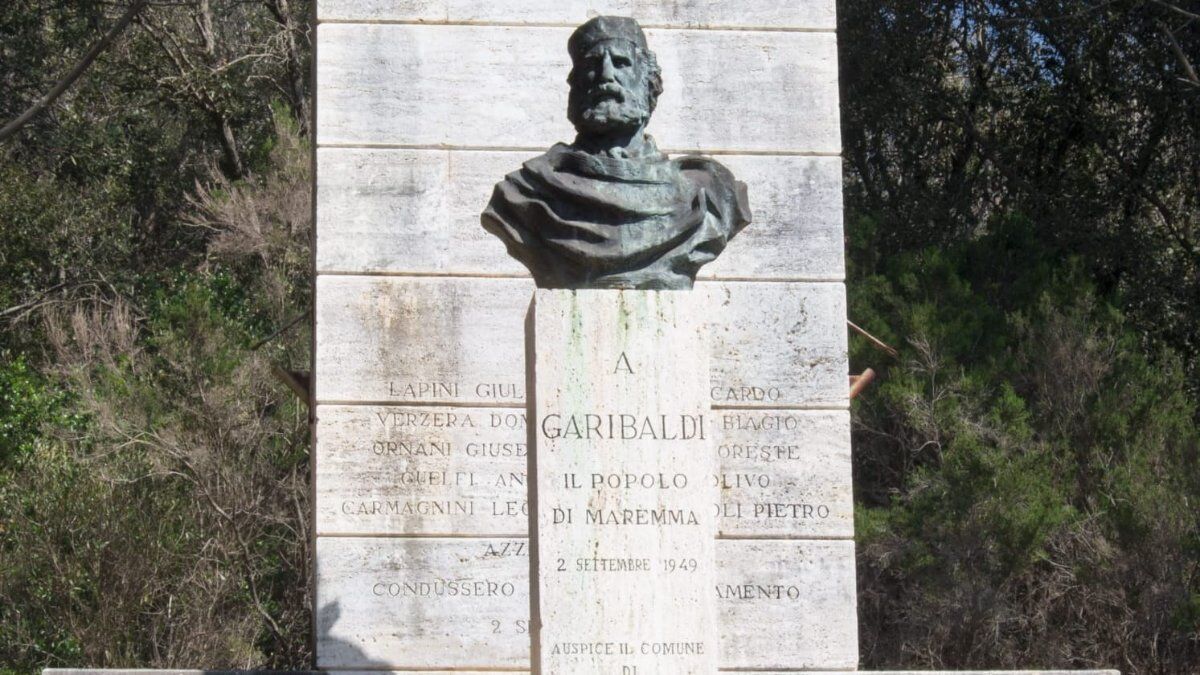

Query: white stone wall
left=312, top=0, right=854, bottom=671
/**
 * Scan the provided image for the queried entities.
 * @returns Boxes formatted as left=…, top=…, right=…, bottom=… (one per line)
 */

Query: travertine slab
left=714, top=409, right=851, bottom=537
left=315, top=277, right=848, bottom=408
left=315, top=149, right=529, bottom=278
left=313, top=276, right=529, bottom=405
left=315, top=537, right=531, bottom=670
left=315, top=0, right=837, bottom=30
left=315, top=405, right=528, bottom=535
left=532, top=290, right=717, bottom=674
left=717, top=540, right=857, bottom=670
left=316, top=25, right=841, bottom=153
left=315, top=149, right=845, bottom=281
left=704, top=156, right=845, bottom=281
left=315, top=537, right=858, bottom=669
left=316, top=405, right=853, bottom=537
left=707, top=281, right=848, bottom=409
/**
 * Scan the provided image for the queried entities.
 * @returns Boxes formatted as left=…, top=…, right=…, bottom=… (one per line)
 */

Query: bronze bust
left=481, top=16, right=751, bottom=290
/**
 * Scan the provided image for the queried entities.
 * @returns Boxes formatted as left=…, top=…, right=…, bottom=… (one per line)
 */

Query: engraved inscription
left=710, top=385, right=785, bottom=404
left=315, top=406, right=529, bottom=535
left=315, top=537, right=859, bottom=670
left=714, top=410, right=852, bottom=538
left=315, top=537, right=532, bottom=669
left=317, top=406, right=851, bottom=538
left=534, top=290, right=717, bottom=674
left=385, top=380, right=524, bottom=402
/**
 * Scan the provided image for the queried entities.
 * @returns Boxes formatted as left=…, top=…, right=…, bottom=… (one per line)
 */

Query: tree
left=839, top=1, right=1200, bottom=671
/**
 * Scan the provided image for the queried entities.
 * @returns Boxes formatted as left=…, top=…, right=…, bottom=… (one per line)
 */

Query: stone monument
left=313, top=3, right=857, bottom=670
left=299, top=3, right=1120, bottom=675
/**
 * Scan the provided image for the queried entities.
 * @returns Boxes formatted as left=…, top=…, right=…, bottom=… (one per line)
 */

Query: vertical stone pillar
left=532, top=290, right=716, bottom=675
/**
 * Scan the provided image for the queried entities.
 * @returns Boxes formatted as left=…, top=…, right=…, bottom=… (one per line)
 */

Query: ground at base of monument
left=37, top=662, right=1123, bottom=667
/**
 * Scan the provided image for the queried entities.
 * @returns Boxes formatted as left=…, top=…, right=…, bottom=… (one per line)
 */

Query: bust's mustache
left=586, top=83, right=627, bottom=104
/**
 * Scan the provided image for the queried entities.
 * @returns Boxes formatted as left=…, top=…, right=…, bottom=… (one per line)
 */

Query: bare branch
left=1156, top=20, right=1200, bottom=86
left=849, top=320, right=901, bottom=358
left=1150, top=0, right=1200, bottom=22
left=0, top=1, right=149, bottom=143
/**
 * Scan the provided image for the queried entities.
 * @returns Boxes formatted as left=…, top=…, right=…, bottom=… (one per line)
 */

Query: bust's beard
left=568, top=87, right=651, bottom=137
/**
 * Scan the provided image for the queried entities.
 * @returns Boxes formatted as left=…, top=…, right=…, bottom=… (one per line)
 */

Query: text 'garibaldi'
left=481, top=16, right=751, bottom=290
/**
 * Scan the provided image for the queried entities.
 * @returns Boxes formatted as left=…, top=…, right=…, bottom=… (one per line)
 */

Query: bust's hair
left=639, top=47, right=664, bottom=113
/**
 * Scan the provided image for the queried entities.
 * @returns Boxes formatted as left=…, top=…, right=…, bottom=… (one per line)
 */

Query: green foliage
left=0, top=355, right=73, bottom=469
left=849, top=220, right=1200, bottom=668
left=1, top=247, right=312, bottom=671
left=840, top=2, right=1199, bottom=669
left=0, top=1, right=314, bottom=667
left=841, top=0, right=1200, bottom=389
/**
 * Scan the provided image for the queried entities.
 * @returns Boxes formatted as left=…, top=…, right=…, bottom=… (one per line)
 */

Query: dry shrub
left=186, top=111, right=311, bottom=320
left=855, top=298, right=1200, bottom=674
left=1, top=117, right=313, bottom=670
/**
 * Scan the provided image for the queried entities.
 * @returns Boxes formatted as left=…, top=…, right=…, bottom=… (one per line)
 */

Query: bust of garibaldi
left=481, top=16, right=751, bottom=290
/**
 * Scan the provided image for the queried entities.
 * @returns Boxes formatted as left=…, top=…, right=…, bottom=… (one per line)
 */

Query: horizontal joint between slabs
left=315, top=270, right=529, bottom=280
left=312, top=270, right=847, bottom=283
left=319, top=662, right=530, bottom=667
left=699, top=276, right=847, bottom=283
left=315, top=399, right=524, bottom=408
left=315, top=19, right=838, bottom=34
left=713, top=403, right=850, bottom=411
left=316, top=532, right=529, bottom=539
left=313, top=271, right=848, bottom=285
left=315, top=399, right=849, bottom=411
left=315, top=533, right=852, bottom=541
left=315, top=142, right=843, bottom=157
left=715, top=534, right=855, bottom=541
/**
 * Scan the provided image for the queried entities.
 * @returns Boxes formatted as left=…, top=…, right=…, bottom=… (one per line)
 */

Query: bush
left=850, top=217, right=1200, bottom=671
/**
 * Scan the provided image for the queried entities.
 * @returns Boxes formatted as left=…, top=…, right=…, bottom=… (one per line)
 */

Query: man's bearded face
left=567, top=40, right=654, bottom=135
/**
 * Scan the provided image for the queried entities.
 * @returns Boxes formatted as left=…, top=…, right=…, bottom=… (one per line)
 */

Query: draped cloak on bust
left=481, top=137, right=751, bottom=289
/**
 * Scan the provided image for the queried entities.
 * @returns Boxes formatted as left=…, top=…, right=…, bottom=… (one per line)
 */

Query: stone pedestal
left=531, top=289, right=717, bottom=674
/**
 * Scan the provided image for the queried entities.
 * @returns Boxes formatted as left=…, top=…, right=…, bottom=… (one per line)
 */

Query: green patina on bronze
left=481, top=16, right=752, bottom=290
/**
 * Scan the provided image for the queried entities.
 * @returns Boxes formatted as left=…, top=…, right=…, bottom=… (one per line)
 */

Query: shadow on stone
left=314, top=599, right=392, bottom=670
